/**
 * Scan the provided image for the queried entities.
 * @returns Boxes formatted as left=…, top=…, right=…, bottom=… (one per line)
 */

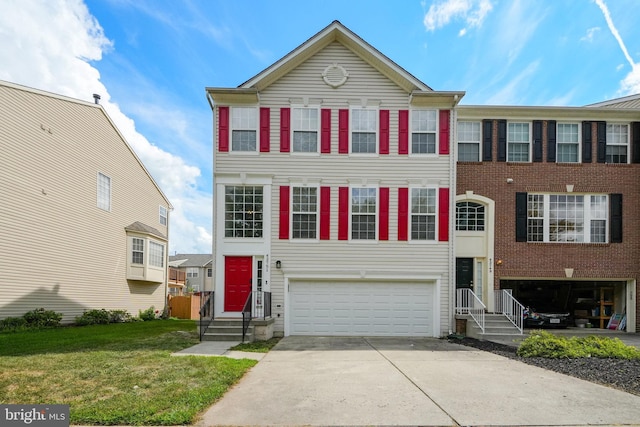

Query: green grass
left=517, top=330, right=640, bottom=359
left=230, top=337, right=281, bottom=353
left=0, top=321, right=257, bottom=425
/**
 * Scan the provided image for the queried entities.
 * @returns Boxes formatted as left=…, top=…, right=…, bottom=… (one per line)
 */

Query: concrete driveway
left=197, top=336, right=640, bottom=427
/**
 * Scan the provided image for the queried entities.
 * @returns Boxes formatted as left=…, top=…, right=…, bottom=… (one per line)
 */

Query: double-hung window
left=411, top=188, right=436, bottom=240
left=351, top=187, right=377, bottom=239
left=231, top=107, right=257, bottom=151
left=527, top=194, right=608, bottom=243
left=131, top=238, right=144, bottom=264
left=556, top=123, right=580, bottom=163
left=292, top=186, right=318, bottom=239
left=149, top=241, right=164, bottom=267
left=606, top=123, right=629, bottom=164
left=351, top=108, right=377, bottom=153
left=97, top=172, right=111, bottom=211
left=456, top=201, right=485, bottom=231
left=186, top=267, right=198, bottom=278
left=507, top=122, right=530, bottom=162
left=224, top=186, right=263, bottom=238
left=457, top=121, right=481, bottom=161
left=292, top=108, right=319, bottom=152
left=411, top=110, right=437, bottom=154
left=159, top=206, right=168, bottom=226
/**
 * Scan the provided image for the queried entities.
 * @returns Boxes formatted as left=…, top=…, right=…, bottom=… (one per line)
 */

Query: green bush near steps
left=517, top=330, right=640, bottom=359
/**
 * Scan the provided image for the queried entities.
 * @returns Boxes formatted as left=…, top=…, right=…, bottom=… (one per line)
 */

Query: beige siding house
left=0, top=80, right=172, bottom=322
left=168, top=254, right=213, bottom=294
left=207, top=21, right=463, bottom=337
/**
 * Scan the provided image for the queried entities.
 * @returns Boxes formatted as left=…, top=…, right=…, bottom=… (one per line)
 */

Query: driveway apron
left=196, top=336, right=640, bottom=427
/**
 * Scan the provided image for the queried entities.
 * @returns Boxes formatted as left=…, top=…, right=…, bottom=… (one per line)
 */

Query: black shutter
left=515, top=192, right=528, bottom=242
left=482, top=119, right=493, bottom=161
left=632, top=122, right=640, bottom=163
left=610, top=193, right=622, bottom=243
left=547, top=120, right=556, bottom=162
left=596, top=121, right=606, bottom=163
left=582, top=121, right=592, bottom=163
left=497, top=119, right=507, bottom=162
left=533, top=120, right=543, bottom=162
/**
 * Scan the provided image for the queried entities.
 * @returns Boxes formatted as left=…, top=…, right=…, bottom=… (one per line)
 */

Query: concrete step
left=205, top=325, right=253, bottom=334
left=202, top=332, right=253, bottom=342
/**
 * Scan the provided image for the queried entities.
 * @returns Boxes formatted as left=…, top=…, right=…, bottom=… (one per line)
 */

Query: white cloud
left=580, top=27, right=600, bottom=42
left=485, top=60, right=540, bottom=105
left=423, top=0, right=493, bottom=35
left=0, top=0, right=212, bottom=254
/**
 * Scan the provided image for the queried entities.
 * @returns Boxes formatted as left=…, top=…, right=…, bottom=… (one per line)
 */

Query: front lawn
left=0, top=321, right=257, bottom=425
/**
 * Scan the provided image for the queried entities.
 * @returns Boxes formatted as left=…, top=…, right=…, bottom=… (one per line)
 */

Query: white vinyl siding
left=606, top=123, right=629, bottom=164
left=97, top=172, right=111, bottom=211
left=507, top=122, right=530, bottom=162
left=292, top=107, right=319, bottom=153
left=231, top=107, right=258, bottom=152
left=457, top=121, right=480, bottom=161
left=411, top=109, right=437, bottom=154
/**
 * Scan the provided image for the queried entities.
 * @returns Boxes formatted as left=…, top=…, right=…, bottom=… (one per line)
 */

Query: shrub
left=139, top=306, right=158, bottom=321
left=22, top=308, right=63, bottom=328
left=108, top=309, right=134, bottom=323
left=517, top=330, right=640, bottom=359
left=75, top=309, right=111, bottom=326
left=0, top=316, right=27, bottom=332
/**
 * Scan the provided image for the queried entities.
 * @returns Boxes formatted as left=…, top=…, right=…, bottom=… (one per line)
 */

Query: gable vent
left=322, top=63, right=349, bottom=88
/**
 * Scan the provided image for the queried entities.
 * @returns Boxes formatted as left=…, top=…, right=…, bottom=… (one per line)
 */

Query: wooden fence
left=167, top=294, right=201, bottom=320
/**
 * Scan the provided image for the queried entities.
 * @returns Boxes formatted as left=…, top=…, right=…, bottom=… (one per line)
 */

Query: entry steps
left=463, top=314, right=523, bottom=341
left=200, top=318, right=254, bottom=342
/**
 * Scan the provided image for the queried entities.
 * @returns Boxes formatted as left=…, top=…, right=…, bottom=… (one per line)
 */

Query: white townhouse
left=207, top=21, right=464, bottom=337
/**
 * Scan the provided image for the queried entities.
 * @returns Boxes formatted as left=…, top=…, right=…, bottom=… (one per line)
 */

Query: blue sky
left=2, top=0, right=639, bottom=254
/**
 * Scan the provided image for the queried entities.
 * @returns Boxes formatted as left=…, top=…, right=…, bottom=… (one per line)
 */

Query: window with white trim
left=292, top=108, right=319, bottom=152
left=131, top=238, right=144, bottom=264
left=159, top=206, right=168, bottom=226
left=411, top=188, right=436, bottom=240
left=411, top=110, right=437, bottom=154
left=97, top=172, right=111, bottom=211
left=556, top=123, right=580, bottom=163
left=224, top=186, right=263, bottom=238
left=186, top=267, right=198, bottom=278
left=456, top=201, right=485, bottom=231
left=457, top=121, right=481, bottom=161
left=606, top=123, right=629, bottom=164
left=292, top=186, right=318, bottom=239
left=351, top=187, right=377, bottom=240
left=149, top=241, right=164, bottom=267
left=507, top=122, right=530, bottom=162
left=207, top=268, right=212, bottom=278
left=351, top=108, right=377, bottom=153
left=231, top=107, right=257, bottom=151
left=527, top=194, right=608, bottom=243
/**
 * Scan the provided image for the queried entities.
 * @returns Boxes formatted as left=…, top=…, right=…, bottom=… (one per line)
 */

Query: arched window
left=456, top=202, right=485, bottom=231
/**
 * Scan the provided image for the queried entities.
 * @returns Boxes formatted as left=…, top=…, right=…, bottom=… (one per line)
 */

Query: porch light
left=275, top=260, right=282, bottom=269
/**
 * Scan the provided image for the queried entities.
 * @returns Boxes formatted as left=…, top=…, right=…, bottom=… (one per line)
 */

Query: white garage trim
left=285, top=276, right=440, bottom=337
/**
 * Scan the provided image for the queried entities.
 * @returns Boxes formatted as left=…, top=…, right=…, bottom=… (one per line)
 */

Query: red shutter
left=321, top=109, right=331, bottom=154
left=279, top=186, right=290, bottom=239
left=338, top=109, right=349, bottom=154
left=398, top=187, right=408, bottom=241
left=379, top=187, right=389, bottom=240
left=320, top=186, right=331, bottom=240
left=379, top=110, right=389, bottom=155
left=439, top=110, right=450, bottom=155
left=260, top=107, right=270, bottom=152
left=280, top=108, right=290, bottom=152
left=338, top=187, right=349, bottom=240
left=438, top=188, right=449, bottom=242
left=218, top=106, right=229, bottom=152
left=398, top=110, right=409, bottom=155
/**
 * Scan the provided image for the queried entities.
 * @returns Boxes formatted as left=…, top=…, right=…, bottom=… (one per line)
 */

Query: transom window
left=351, top=187, right=377, bottom=240
left=351, top=109, right=377, bottom=153
left=292, top=108, right=319, bottom=152
left=456, top=201, right=485, bottom=231
left=231, top=107, right=257, bottom=151
left=411, top=188, right=436, bottom=240
left=149, top=241, right=164, bottom=268
left=292, top=187, right=318, bottom=239
left=131, top=238, right=144, bottom=264
left=457, top=121, right=481, bottom=161
left=556, top=123, right=580, bottom=163
left=97, top=172, right=111, bottom=211
left=507, top=122, right=530, bottom=162
left=527, top=194, right=608, bottom=243
left=411, top=110, right=437, bottom=154
left=224, top=186, right=263, bottom=238
left=606, top=123, right=629, bottom=164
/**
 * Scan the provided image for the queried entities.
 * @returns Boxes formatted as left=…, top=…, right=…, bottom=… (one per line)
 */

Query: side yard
left=0, top=320, right=257, bottom=426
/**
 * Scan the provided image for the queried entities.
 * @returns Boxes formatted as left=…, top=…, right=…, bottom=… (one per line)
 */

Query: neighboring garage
left=287, top=280, right=437, bottom=336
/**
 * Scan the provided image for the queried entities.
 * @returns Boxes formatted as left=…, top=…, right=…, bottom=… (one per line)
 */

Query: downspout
left=448, top=106, right=457, bottom=336
left=164, top=206, right=172, bottom=315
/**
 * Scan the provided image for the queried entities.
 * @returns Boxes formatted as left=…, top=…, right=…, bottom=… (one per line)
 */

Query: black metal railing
left=198, top=291, right=214, bottom=341
left=241, top=291, right=272, bottom=342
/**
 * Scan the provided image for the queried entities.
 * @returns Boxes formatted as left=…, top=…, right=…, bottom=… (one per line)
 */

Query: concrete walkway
left=196, top=336, right=640, bottom=427
left=171, top=341, right=266, bottom=361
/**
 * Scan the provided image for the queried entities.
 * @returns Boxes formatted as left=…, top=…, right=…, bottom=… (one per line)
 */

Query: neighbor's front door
left=224, top=256, right=252, bottom=312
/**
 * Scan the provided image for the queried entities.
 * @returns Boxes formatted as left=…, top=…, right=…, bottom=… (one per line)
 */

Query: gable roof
left=125, top=221, right=167, bottom=240
left=586, top=93, right=640, bottom=109
left=168, top=254, right=213, bottom=268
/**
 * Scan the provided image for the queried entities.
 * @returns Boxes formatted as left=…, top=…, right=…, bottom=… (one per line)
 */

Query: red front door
left=224, top=256, right=252, bottom=312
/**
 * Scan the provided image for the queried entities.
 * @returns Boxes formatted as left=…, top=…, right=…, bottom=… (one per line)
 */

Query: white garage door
left=289, top=281, right=436, bottom=336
